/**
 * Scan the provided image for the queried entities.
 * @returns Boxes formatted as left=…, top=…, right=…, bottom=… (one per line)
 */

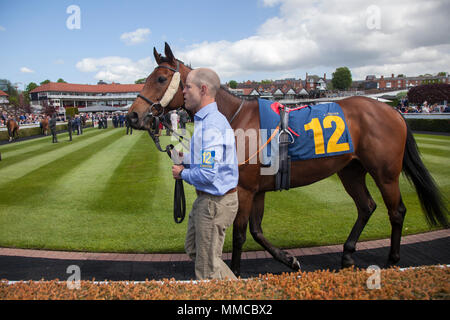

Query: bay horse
left=40, top=117, right=49, bottom=136
left=6, top=118, right=19, bottom=142
left=128, top=43, right=448, bottom=276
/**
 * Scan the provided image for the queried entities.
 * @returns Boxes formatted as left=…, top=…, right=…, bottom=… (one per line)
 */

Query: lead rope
left=147, top=116, right=188, bottom=224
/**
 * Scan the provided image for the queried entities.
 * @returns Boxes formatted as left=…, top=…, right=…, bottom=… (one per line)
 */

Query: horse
left=40, top=117, right=49, bottom=136
left=128, top=43, right=448, bottom=276
left=6, top=119, right=19, bottom=142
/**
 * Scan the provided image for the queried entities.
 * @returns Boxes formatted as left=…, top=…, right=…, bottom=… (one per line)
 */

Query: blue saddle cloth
left=258, top=99, right=354, bottom=163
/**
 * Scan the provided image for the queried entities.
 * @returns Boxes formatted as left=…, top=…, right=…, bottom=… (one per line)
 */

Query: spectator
left=170, top=110, right=178, bottom=132
left=49, top=114, right=58, bottom=143
left=422, top=101, right=430, bottom=113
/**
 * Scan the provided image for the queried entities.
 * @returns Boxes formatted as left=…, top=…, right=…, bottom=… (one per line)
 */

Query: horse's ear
left=164, top=42, right=175, bottom=62
left=153, top=47, right=162, bottom=65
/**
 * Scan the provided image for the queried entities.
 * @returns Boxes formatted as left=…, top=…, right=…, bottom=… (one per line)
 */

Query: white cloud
left=20, top=67, right=34, bottom=73
left=261, top=0, right=282, bottom=7
left=76, top=56, right=155, bottom=83
left=120, top=28, right=151, bottom=46
left=176, top=0, right=450, bottom=81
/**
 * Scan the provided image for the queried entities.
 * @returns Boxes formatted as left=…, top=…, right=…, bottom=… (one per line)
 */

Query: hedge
left=0, top=123, right=68, bottom=141
left=0, top=122, right=94, bottom=142
left=1, top=119, right=447, bottom=142
left=406, top=119, right=450, bottom=133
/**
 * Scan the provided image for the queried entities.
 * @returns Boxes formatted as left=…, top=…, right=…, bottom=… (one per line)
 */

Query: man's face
left=183, top=73, right=202, bottom=112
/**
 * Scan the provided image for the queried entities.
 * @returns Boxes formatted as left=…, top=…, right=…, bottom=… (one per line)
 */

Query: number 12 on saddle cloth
left=258, top=99, right=354, bottom=165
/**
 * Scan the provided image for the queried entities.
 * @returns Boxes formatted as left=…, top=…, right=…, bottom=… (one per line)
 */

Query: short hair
left=190, top=68, right=221, bottom=97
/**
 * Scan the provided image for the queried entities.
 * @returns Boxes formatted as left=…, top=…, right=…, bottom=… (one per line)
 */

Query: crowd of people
left=396, top=98, right=450, bottom=113
left=1, top=108, right=192, bottom=145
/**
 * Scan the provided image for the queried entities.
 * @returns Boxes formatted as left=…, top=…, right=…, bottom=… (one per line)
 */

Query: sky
left=1, top=0, right=449, bottom=90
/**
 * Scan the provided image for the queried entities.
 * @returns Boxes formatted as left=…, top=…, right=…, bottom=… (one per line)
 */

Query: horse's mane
left=219, top=85, right=258, bottom=101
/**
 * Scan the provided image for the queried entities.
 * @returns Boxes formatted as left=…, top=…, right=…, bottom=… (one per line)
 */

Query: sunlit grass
left=0, top=128, right=448, bottom=253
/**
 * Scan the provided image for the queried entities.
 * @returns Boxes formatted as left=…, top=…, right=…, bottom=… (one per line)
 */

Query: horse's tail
left=402, top=122, right=448, bottom=227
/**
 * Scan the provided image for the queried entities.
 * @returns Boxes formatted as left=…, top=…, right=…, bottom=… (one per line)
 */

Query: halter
left=139, top=60, right=187, bottom=224
left=137, top=60, right=183, bottom=118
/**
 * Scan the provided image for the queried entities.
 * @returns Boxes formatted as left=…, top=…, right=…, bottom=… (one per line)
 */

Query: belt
left=196, top=187, right=237, bottom=197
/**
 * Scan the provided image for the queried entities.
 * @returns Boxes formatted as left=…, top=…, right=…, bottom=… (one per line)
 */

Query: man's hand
left=171, top=150, right=184, bottom=165
left=172, top=164, right=184, bottom=180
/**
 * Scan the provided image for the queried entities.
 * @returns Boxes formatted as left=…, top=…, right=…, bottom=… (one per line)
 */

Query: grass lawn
left=0, top=126, right=448, bottom=253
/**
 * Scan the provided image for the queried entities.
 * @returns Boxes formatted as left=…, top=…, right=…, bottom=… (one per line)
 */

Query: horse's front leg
left=249, top=191, right=301, bottom=271
left=231, top=188, right=254, bottom=277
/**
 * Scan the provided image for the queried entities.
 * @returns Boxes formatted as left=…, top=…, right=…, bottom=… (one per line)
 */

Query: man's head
left=183, top=68, right=220, bottom=113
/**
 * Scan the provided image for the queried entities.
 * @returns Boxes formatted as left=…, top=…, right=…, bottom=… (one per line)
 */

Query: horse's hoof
left=290, top=256, right=301, bottom=271
left=341, top=255, right=355, bottom=269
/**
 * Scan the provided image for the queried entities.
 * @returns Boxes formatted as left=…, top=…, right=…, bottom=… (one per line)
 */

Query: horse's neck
left=215, top=88, right=244, bottom=123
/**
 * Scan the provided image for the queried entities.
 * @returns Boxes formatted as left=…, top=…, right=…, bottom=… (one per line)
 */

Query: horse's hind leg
left=249, top=191, right=301, bottom=271
left=231, top=188, right=254, bottom=276
left=338, top=160, right=377, bottom=268
left=376, top=178, right=406, bottom=266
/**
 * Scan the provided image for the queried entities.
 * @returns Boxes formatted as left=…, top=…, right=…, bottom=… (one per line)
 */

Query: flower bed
left=1, top=265, right=448, bottom=300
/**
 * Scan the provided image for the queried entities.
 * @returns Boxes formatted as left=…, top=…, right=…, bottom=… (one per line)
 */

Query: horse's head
left=128, top=42, right=190, bottom=130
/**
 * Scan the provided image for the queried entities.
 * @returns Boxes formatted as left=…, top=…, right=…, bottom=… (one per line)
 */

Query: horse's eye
left=158, top=76, right=167, bottom=83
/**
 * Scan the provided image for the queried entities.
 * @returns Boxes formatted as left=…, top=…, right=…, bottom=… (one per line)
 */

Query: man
left=49, top=113, right=57, bottom=143
left=178, top=108, right=189, bottom=135
left=170, top=110, right=178, bottom=132
left=125, top=113, right=133, bottom=135
left=73, top=114, right=81, bottom=136
left=172, top=68, right=239, bottom=280
left=112, top=114, right=118, bottom=128
left=67, top=116, right=73, bottom=141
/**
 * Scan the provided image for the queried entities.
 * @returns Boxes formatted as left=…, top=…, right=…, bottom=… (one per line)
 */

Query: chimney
left=391, top=74, right=394, bottom=78
left=324, top=73, right=326, bottom=80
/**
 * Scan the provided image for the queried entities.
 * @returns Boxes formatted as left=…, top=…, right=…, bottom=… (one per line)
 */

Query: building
left=233, top=74, right=328, bottom=102
left=29, top=81, right=144, bottom=113
left=354, top=73, right=450, bottom=91
left=0, top=90, right=8, bottom=107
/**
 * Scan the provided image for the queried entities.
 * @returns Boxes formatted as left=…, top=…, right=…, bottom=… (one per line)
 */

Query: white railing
left=47, top=94, right=138, bottom=100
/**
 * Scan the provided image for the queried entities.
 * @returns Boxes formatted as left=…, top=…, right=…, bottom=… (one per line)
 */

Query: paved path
left=0, top=230, right=448, bottom=281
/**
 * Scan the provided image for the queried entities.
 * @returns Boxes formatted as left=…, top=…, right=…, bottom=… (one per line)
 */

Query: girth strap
left=275, top=105, right=294, bottom=191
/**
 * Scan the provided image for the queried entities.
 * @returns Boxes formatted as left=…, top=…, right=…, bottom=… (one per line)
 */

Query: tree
left=42, top=100, right=56, bottom=116
left=407, top=84, right=450, bottom=105
left=57, top=78, right=67, bottom=83
left=40, top=79, right=51, bottom=85
left=331, top=67, right=352, bottom=90
left=228, top=80, right=237, bottom=89
left=135, top=78, right=146, bottom=84
left=25, top=82, right=38, bottom=92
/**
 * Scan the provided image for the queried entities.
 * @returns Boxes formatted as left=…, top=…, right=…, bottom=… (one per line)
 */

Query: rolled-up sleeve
left=181, top=126, right=223, bottom=188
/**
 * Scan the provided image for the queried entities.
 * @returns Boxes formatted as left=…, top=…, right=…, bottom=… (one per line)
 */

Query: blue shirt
left=181, top=102, right=238, bottom=195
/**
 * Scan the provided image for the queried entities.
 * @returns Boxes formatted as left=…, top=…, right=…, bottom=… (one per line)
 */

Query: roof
left=0, top=90, right=8, bottom=97
left=30, top=82, right=144, bottom=94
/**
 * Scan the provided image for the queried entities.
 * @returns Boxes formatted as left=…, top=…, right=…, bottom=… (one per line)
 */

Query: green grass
left=0, top=129, right=448, bottom=253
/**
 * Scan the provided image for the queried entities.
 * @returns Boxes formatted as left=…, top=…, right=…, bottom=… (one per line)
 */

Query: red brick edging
left=0, top=229, right=448, bottom=263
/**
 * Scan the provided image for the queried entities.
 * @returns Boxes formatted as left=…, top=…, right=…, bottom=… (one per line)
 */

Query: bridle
left=138, top=60, right=187, bottom=224
left=137, top=60, right=184, bottom=119
left=136, top=60, right=247, bottom=224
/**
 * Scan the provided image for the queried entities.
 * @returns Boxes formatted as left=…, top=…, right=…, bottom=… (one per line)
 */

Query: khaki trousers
left=185, top=191, right=238, bottom=280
